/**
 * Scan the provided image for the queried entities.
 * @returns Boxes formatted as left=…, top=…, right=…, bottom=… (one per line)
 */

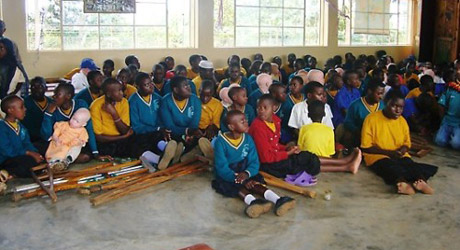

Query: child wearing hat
left=71, top=58, right=100, bottom=93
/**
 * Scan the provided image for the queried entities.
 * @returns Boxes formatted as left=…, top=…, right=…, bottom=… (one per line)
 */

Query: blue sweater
left=220, top=77, right=251, bottom=96
left=248, top=89, right=263, bottom=112
left=40, top=99, right=98, bottom=154
left=332, top=86, right=361, bottom=126
left=163, top=79, right=197, bottom=96
left=213, top=132, right=259, bottom=182
left=74, top=87, right=97, bottom=107
left=0, top=120, right=37, bottom=164
left=220, top=105, right=255, bottom=133
left=159, top=93, right=202, bottom=137
left=23, top=96, right=52, bottom=140
left=128, top=92, right=163, bottom=134
left=344, top=98, right=385, bottom=133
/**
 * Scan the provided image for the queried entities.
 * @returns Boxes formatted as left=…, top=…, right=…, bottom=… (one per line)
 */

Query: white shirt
left=71, top=71, right=89, bottom=93
left=288, top=101, right=334, bottom=129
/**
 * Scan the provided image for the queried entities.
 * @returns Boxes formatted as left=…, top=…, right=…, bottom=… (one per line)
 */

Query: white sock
left=141, top=151, right=160, bottom=164
left=264, top=190, right=280, bottom=204
left=243, top=194, right=256, bottom=205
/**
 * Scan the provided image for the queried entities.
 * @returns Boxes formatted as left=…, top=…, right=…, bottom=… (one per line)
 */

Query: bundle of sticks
left=260, top=171, right=316, bottom=199
left=409, top=134, right=433, bottom=158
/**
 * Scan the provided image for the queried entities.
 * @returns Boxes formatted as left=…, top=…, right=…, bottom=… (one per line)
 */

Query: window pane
left=100, top=13, right=133, bottom=25
left=260, top=7, right=282, bottom=27
left=100, top=26, right=134, bottom=49
left=135, top=27, right=167, bottom=48
left=351, top=33, right=366, bottom=45
left=62, top=1, right=98, bottom=25
left=168, top=0, right=191, bottom=47
left=236, top=27, right=258, bottom=47
left=135, top=3, right=166, bottom=25
left=236, top=7, right=259, bottom=26
left=305, top=27, right=319, bottom=45
left=368, top=34, right=389, bottom=45
left=260, top=27, right=282, bottom=46
left=261, top=0, right=282, bottom=7
left=283, top=27, right=303, bottom=46
left=285, top=0, right=304, bottom=8
left=63, top=26, right=99, bottom=50
left=26, top=0, right=61, bottom=50
left=27, top=28, right=61, bottom=51
left=236, top=0, right=259, bottom=6
left=284, top=9, right=304, bottom=27
left=214, top=0, right=235, bottom=47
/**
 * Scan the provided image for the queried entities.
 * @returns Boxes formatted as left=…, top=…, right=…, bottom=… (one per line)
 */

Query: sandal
left=285, top=171, right=317, bottom=187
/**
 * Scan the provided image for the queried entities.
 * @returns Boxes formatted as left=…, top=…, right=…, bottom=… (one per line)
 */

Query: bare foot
left=413, top=179, right=434, bottom=195
left=349, top=148, right=362, bottom=174
left=397, top=182, right=415, bottom=195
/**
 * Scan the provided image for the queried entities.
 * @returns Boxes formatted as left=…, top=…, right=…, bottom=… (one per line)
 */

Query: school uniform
left=192, top=76, right=204, bottom=95
left=163, top=79, right=197, bottom=96
left=220, top=105, right=255, bottom=133
left=74, top=87, right=100, bottom=107
left=41, top=99, right=98, bottom=155
left=199, top=97, right=224, bottom=130
left=124, top=84, right=138, bottom=99
left=326, top=89, right=338, bottom=108
left=249, top=116, right=320, bottom=178
left=402, top=73, right=419, bottom=85
left=23, top=95, right=52, bottom=141
left=435, top=87, right=460, bottom=149
left=248, top=89, right=263, bottom=111
left=298, top=122, right=335, bottom=158
left=386, top=85, right=409, bottom=98
left=280, top=94, right=305, bottom=141
left=218, top=77, right=251, bottom=95
left=361, top=111, right=437, bottom=184
left=186, top=68, right=199, bottom=80
left=288, top=101, right=334, bottom=129
left=160, top=93, right=201, bottom=138
left=344, top=97, right=385, bottom=133
left=332, top=86, right=361, bottom=126
left=0, top=120, right=39, bottom=177
left=211, top=132, right=263, bottom=197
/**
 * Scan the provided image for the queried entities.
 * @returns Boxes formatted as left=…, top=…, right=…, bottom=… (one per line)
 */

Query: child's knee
left=451, top=131, right=460, bottom=149
left=434, top=128, right=450, bottom=147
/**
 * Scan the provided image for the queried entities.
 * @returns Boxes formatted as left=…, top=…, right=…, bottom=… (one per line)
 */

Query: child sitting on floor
left=102, top=59, right=114, bottom=78
left=386, top=74, right=409, bottom=98
left=361, top=91, right=438, bottom=195
left=403, top=92, right=440, bottom=136
left=332, top=70, right=361, bottom=127
left=220, top=86, right=255, bottom=132
left=268, top=83, right=290, bottom=141
left=199, top=80, right=223, bottom=140
left=298, top=100, right=362, bottom=174
left=45, top=108, right=90, bottom=171
left=151, top=64, right=167, bottom=96
left=249, top=94, right=320, bottom=186
left=74, top=70, right=103, bottom=107
left=406, top=74, right=434, bottom=99
left=116, top=67, right=137, bottom=99
left=213, top=109, right=295, bottom=218
left=218, top=63, right=251, bottom=94
left=23, top=76, right=52, bottom=142
left=0, top=95, right=44, bottom=178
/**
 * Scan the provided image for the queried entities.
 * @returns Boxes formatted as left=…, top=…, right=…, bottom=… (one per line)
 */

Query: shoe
left=244, top=199, right=273, bottom=218
left=198, top=138, right=214, bottom=162
left=274, top=196, right=296, bottom=216
left=157, top=141, right=177, bottom=170
left=172, top=142, right=184, bottom=164
left=50, top=161, right=68, bottom=172
left=180, top=146, right=202, bottom=163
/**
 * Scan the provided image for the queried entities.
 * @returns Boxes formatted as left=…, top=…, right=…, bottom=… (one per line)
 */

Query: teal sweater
left=0, top=120, right=37, bottom=164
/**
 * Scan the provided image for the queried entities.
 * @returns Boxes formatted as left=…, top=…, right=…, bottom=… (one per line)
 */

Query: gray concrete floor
left=0, top=145, right=459, bottom=250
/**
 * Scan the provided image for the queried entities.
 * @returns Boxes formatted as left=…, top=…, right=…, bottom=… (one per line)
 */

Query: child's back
left=298, top=122, right=335, bottom=158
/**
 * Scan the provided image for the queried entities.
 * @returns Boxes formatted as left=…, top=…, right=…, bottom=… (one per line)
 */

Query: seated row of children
left=1, top=51, right=453, bottom=218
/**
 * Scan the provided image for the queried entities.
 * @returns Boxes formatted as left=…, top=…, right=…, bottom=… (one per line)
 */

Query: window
left=26, top=0, right=195, bottom=51
left=338, top=0, right=412, bottom=46
left=214, top=0, right=326, bottom=48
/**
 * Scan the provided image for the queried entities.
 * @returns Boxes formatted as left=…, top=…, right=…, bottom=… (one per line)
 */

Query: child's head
left=383, top=91, right=404, bottom=119
left=294, top=58, right=306, bottom=71
left=307, top=69, right=325, bottom=85
left=333, top=55, right=343, bottom=66
left=377, top=57, right=387, bottom=69
left=249, top=60, right=263, bottom=75
left=53, top=83, right=75, bottom=107
left=198, top=60, right=214, bottom=80
left=272, top=56, right=282, bottom=67
left=289, top=76, right=304, bottom=96
left=200, top=80, right=215, bottom=104
left=170, top=76, right=191, bottom=99
left=307, top=100, right=325, bottom=122
left=69, top=108, right=90, bottom=129
left=226, top=110, right=248, bottom=134
left=116, top=67, right=131, bottom=85
left=87, top=70, right=104, bottom=90
left=135, top=72, right=153, bottom=96
left=415, top=93, right=434, bottom=111
left=174, top=64, right=187, bottom=77
left=228, top=55, right=240, bottom=66
left=241, top=58, right=251, bottom=72
left=151, top=64, right=165, bottom=83
left=228, top=63, right=241, bottom=81
left=1, top=95, right=25, bottom=120
left=256, top=94, right=276, bottom=121
left=287, top=53, right=296, bottom=65
left=219, top=86, right=233, bottom=107
left=308, top=56, right=317, bottom=69
left=30, top=76, right=47, bottom=100
left=386, top=74, right=400, bottom=88
left=372, top=68, right=384, bottom=82
left=355, top=67, right=366, bottom=80
left=228, top=86, right=247, bottom=106
left=125, top=55, right=140, bottom=69
left=407, top=79, right=419, bottom=91
left=269, top=83, right=287, bottom=103
left=343, top=70, right=360, bottom=89
left=164, top=56, right=175, bottom=71
left=331, top=74, right=344, bottom=89
left=128, top=64, right=139, bottom=83
left=259, top=62, right=272, bottom=74
left=256, top=73, right=272, bottom=93
left=253, top=53, right=264, bottom=61
left=271, top=63, right=280, bottom=76
left=305, top=81, right=325, bottom=103
left=102, top=59, right=114, bottom=77
left=102, top=78, right=124, bottom=102
left=405, top=60, right=416, bottom=74
left=366, top=78, right=385, bottom=104
left=189, top=54, right=202, bottom=69
left=387, top=63, right=398, bottom=75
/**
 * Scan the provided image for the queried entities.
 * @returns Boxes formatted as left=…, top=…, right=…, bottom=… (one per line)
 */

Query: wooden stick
left=91, top=163, right=206, bottom=206
left=29, top=164, right=57, bottom=203
left=260, top=171, right=316, bottom=199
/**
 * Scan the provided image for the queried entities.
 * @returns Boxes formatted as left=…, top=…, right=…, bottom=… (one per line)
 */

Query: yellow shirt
left=90, top=96, right=130, bottom=136
left=187, top=68, right=199, bottom=80
left=403, top=73, right=419, bottom=85
left=61, top=107, right=72, bottom=116
left=405, top=88, right=434, bottom=99
left=63, top=67, right=80, bottom=80
left=142, top=95, right=151, bottom=103
left=223, top=133, right=243, bottom=147
left=199, top=97, right=224, bottom=129
left=298, top=122, right=335, bottom=157
left=192, top=76, right=203, bottom=95
left=90, top=90, right=100, bottom=101
left=215, top=67, right=247, bottom=76
left=361, top=110, right=411, bottom=166
left=289, top=94, right=304, bottom=104
left=124, top=84, right=137, bottom=99
left=6, top=120, right=19, bottom=132
left=362, top=97, right=379, bottom=112
left=282, top=64, right=294, bottom=75
left=264, top=121, right=276, bottom=133
left=173, top=96, right=188, bottom=111
left=36, top=99, right=48, bottom=110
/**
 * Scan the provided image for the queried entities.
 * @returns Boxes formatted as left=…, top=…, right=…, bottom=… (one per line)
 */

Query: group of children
left=1, top=51, right=458, bottom=218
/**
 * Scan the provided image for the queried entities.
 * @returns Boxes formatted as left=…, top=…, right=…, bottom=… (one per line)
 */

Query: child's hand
left=243, top=179, right=257, bottom=190
left=159, top=128, right=171, bottom=141
left=95, top=154, right=113, bottom=162
left=26, top=151, right=44, bottom=163
left=234, top=172, right=249, bottom=184
left=102, top=102, right=118, bottom=117
left=397, top=146, right=409, bottom=157
left=287, top=146, right=299, bottom=156
left=52, top=135, right=62, bottom=146
left=205, top=125, right=218, bottom=140
left=122, top=129, right=134, bottom=138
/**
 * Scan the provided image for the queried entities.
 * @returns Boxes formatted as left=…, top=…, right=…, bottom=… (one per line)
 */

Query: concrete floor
left=0, top=145, right=459, bottom=250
